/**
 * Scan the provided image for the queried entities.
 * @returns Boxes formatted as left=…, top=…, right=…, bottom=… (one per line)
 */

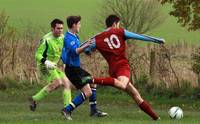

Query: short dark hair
left=66, top=16, right=81, bottom=28
left=51, top=19, right=63, bottom=28
left=105, top=15, right=120, bottom=28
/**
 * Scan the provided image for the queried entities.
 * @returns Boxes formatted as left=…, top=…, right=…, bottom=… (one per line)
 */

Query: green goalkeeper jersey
left=35, top=32, right=64, bottom=65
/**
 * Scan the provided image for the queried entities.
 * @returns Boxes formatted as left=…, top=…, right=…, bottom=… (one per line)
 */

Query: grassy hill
left=0, top=0, right=199, bottom=43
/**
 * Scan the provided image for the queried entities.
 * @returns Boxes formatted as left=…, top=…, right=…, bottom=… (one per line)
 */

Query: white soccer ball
left=168, top=106, right=183, bottom=119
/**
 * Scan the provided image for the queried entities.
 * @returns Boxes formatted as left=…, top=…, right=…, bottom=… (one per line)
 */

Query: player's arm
left=35, top=39, right=48, bottom=64
left=76, top=41, right=91, bottom=54
left=124, top=30, right=165, bottom=44
left=68, top=42, right=83, bottom=55
left=65, top=36, right=89, bottom=55
left=35, top=39, right=56, bottom=69
left=70, top=40, right=94, bottom=55
left=82, top=39, right=96, bottom=55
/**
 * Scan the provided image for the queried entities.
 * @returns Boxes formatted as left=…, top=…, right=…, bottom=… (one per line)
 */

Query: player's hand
left=159, top=39, right=165, bottom=44
left=85, top=39, right=93, bottom=48
left=44, top=60, right=56, bottom=69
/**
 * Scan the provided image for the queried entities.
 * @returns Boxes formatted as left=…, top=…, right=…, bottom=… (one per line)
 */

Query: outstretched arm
left=82, top=39, right=96, bottom=55
left=76, top=43, right=90, bottom=54
left=124, top=30, right=165, bottom=44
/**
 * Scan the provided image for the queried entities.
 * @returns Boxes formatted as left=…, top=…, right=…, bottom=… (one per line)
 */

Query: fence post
left=149, top=49, right=157, bottom=85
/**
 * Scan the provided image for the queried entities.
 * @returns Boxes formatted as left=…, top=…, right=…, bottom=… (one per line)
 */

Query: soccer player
left=61, top=15, right=107, bottom=120
left=83, top=15, right=165, bottom=120
left=29, top=19, right=72, bottom=111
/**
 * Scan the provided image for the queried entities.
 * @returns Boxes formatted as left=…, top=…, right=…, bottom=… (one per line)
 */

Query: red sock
left=139, top=101, right=159, bottom=120
left=93, top=77, right=115, bottom=86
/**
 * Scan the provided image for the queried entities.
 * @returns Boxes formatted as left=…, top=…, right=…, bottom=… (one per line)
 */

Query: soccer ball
left=168, top=106, right=183, bottom=119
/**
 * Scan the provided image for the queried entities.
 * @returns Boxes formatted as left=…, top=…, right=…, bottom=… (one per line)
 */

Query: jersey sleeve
left=124, top=30, right=164, bottom=44
left=35, top=39, right=48, bottom=64
left=84, top=38, right=96, bottom=55
left=64, top=37, right=79, bottom=55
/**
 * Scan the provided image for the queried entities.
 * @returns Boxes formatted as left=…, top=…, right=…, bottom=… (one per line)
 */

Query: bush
left=0, top=11, right=17, bottom=76
left=135, top=73, right=199, bottom=99
left=0, top=10, right=44, bottom=81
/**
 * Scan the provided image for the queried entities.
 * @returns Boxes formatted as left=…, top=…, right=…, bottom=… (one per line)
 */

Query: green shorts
left=38, top=66, right=66, bottom=83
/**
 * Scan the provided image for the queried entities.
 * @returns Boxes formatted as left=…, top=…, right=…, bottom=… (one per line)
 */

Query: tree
left=160, top=0, right=200, bottom=31
left=95, top=0, right=165, bottom=34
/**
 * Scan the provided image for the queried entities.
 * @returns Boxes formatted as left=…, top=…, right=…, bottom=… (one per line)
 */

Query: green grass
left=1, top=101, right=200, bottom=124
left=0, top=0, right=101, bottom=38
left=0, top=0, right=199, bottom=43
left=0, top=86, right=200, bottom=124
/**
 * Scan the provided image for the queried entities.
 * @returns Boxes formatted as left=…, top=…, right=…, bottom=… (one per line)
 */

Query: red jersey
left=94, top=28, right=128, bottom=67
left=94, top=28, right=130, bottom=78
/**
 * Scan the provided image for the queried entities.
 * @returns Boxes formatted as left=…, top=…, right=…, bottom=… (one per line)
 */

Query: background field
left=0, top=0, right=199, bottom=43
left=1, top=86, right=200, bottom=124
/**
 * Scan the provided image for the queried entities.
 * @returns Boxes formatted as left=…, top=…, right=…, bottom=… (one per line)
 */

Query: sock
left=32, top=86, right=49, bottom=101
left=63, top=89, right=71, bottom=107
left=65, top=92, right=86, bottom=113
left=93, top=77, right=115, bottom=86
left=89, top=88, right=97, bottom=111
left=139, top=101, right=159, bottom=120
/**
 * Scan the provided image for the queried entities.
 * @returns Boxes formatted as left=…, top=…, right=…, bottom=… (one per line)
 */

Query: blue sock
left=65, top=92, right=86, bottom=112
left=89, top=88, right=97, bottom=111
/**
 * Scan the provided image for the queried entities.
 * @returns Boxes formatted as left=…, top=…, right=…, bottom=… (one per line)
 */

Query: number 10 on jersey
left=104, top=34, right=121, bottom=49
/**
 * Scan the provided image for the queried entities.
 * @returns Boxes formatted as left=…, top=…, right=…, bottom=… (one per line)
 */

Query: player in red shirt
left=84, top=15, right=165, bottom=120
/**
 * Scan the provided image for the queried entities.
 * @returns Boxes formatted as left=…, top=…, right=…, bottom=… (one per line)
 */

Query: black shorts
left=64, top=65, right=92, bottom=89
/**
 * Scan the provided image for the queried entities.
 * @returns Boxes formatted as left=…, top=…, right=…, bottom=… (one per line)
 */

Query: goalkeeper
left=29, top=19, right=73, bottom=111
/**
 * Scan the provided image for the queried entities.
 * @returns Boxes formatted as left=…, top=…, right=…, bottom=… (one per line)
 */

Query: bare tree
left=95, top=0, right=166, bottom=33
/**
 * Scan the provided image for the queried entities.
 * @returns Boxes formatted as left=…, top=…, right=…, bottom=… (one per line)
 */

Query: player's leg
left=93, top=77, right=115, bottom=86
left=62, top=77, right=73, bottom=107
left=125, top=82, right=159, bottom=120
left=94, top=75, right=158, bottom=120
left=115, top=67, right=159, bottom=120
left=56, top=69, right=74, bottom=107
left=93, top=65, right=159, bottom=120
left=63, top=88, right=71, bottom=107
left=93, top=76, right=128, bottom=90
left=29, top=69, right=64, bottom=111
left=93, top=66, right=127, bottom=88
left=30, top=78, right=63, bottom=111
left=60, top=76, right=76, bottom=120
left=89, top=83, right=108, bottom=117
left=62, top=66, right=92, bottom=120
left=62, top=84, right=92, bottom=120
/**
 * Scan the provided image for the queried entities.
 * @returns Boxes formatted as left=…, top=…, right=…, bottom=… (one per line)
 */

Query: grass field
left=0, top=0, right=200, bottom=123
left=0, top=0, right=199, bottom=43
left=1, top=86, right=200, bottom=124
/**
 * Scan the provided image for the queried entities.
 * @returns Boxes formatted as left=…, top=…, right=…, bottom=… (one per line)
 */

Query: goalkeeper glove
left=44, top=60, right=56, bottom=69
